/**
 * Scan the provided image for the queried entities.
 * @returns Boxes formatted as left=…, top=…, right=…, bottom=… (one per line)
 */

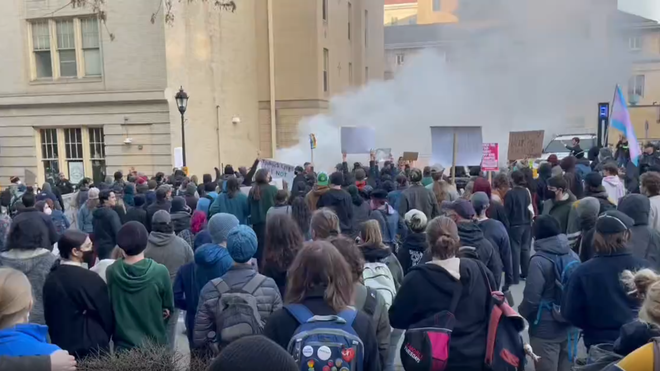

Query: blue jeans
left=385, top=328, right=404, bottom=371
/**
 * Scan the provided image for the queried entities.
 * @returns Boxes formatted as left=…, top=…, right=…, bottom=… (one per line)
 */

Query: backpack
left=572, top=343, right=622, bottom=371
left=285, top=304, right=365, bottom=371
left=532, top=251, right=580, bottom=324
left=400, top=281, right=462, bottom=371
left=206, top=274, right=266, bottom=353
left=475, top=262, right=526, bottom=371
left=362, top=262, right=397, bottom=308
left=362, top=287, right=379, bottom=317
left=377, top=209, right=400, bottom=251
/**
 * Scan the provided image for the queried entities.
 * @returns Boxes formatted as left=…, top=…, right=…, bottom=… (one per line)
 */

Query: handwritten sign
left=481, top=143, right=499, bottom=171
left=507, top=130, right=544, bottom=161
left=403, top=152, right=419, bottom=161
left=258, top=159, right=295, bottom=190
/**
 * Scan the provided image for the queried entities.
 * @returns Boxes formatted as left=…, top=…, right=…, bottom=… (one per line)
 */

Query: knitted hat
left=88, top=187, right=100, bottom=200
left=208, top=213, right=239, bottom=244
left=206, top=335, right=298, bottom=371
left=470, top=191, right=490, bottom=214
left=152, top=209, right=171, bottom=224
left=117, top=221, right=149, bottom=256
left=596, top=210, right=634, bottom=235
left=532, top=215, right=561, bottom=240
left=370, top=189, right=388, bottom=200
left=171, top=196, right=189, bottom=213
left=447, top=199, right=475, bottom=219
left=576, top=197, right=600, bottom=220
left=404, top=209, right=427, bottom=233
left=226, top=225, right=258, bottom=263
left=317, top=172, right=329, bottom=187
left=186, top=183, right=197, bottom=197
left=584, top=172, right=603, bottom=189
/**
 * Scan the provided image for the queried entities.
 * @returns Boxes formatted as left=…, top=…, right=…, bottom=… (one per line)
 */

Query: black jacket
left=263, top=289, right=381, bottom=371
left=7, top=208, right=58, bottom=251
left=389, top=259, right=495, bottom=371
left=171, top=211, right=191, bottom=235
left=317, top=188, right=354, bottom=235
left=124, top=207, right=147, bottom=227
left=486, top=200, right=510, bottom=231
left=291, top=174, right=310, bottom=199
left=618, top=194, right=660, bottom=268
left=614, top=320, right=660, bottom=357
left=478, top=218, right=512, bottom=289
left=146, top=200, right=171, bottom=232
left=503, top=186, right=532, bottom=227
left=92, top=207, right=121, bottom=257
left=457, top=221, right=502, bottom=288
left=184, top=195, right=198, bottom=211
left=585, top=188, right=616, bottom=214
left=351, top=201, right=372, bottom=237
left=43, top=263, right=114, bottom=359
left=397, top=232, right=428, bottom=274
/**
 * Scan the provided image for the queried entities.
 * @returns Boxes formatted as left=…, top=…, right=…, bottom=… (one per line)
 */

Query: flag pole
left=605, top=84, right=619, bottom=147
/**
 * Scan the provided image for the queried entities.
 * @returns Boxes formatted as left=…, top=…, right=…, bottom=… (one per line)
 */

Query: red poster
left=482, top=143, right=499, bottom=171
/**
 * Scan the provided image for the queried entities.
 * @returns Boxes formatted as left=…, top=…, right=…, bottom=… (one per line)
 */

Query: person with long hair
left=248, top=169, right=277, bottom=265
left=389, top=216, right=495, bottom=371
left=290, top=195, right=311, bottom=241
left=562, top=210, right=651, bottom=349
left=43, top=230, right=113, bottom=359
left=92, top=190, right=122, bottom=261
left=209, top=177, right=250, bottom=224
left=267, top=190, right=292, bottom=217
left=0, top=268, right=62, bottom=356
left=504, top=170, right=533, bottom=284
left=261, top=214, right=304, bottom=296
left=310, top=208, right=341, bottom=240
left=178, top=210, right=207, bottom=248
left=359, top=220, right=404, bottom=288
left=263, top=241, right=381, bottom=371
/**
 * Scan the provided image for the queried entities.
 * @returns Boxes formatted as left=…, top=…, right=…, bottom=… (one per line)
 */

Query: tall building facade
left=0, top=0, right=384, bottom=186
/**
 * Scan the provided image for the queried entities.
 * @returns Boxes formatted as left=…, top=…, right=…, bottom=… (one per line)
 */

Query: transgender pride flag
left=611, top=85, right=641, bottom=166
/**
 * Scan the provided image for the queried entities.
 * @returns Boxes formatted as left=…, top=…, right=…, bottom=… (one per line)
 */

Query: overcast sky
left=619, top=0, right=660, bottom=22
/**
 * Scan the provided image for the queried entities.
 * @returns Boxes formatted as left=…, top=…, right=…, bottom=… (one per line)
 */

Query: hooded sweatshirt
left=0, top=324, right=60, bottom=357
left=478, top=218, right=513, bottom=289
left=208, top=192, right=250, bottom=224
left=457, top=221, right=503, bottom=288
left=397, top=232, right=428, bottom=274
left=170, top=212, right=191, bottom=235
left=317, top=188, right=355, bottom=235
left=305, top=185, right=330, bottom=212
left=649, top=195, right=660, bottom=232
left=603, top=175, right=626, bottom=204
left=519, top=234, right=579, bottom=339
left=144, top=231, right=194, bottom=282
left=585, top=186, right=616, bottom=214
left=618, top=194, right=660, bottom=268
left=92, top=207, right=122, bottom=259
left=193, top=243, right=234, bottom=295
left=359, top=243, right=404, bottom=290
left=106, top=258, right=174, bottom=350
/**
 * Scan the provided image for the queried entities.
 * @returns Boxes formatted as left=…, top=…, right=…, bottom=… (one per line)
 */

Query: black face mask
left=545, top=190, right=556, bottom=200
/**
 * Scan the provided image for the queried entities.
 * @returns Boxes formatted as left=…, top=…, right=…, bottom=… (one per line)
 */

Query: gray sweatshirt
left=144, top=231, right=194, bottom=282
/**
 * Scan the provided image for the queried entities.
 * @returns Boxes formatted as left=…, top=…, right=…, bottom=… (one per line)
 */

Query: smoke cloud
left=277, top=0, right=633, bottom=172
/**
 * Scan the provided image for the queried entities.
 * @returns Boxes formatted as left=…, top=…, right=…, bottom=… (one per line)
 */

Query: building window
left=322, top=0, right=328, bottom=21
left=396, top=54, right=405, bottom=65
left=38, top=127, right=106, bottom=186
left=348, top=2, right=352, bottom=40
left=365, top=10, right=368, bottom=48
left=323, top=48, right=329, bottom=92
left=629, top=36, right=642, bottom=51
left=64, top=128, right=85, bottom=184
left=629, top=75, right=645, bottom=98
left=349, top=62, right=353, bottom=84
left=29, top=17, right=102, bottom=81
left=433, top=0, right=441, bottom=11
left=390, top=17, right=399, bottom=25
left=40, top=129, right=59, bottom=183
left=88, top=127, right=106, bottom=185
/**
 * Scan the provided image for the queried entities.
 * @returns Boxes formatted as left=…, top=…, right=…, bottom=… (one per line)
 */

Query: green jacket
left=421, top=177, right=433, bottom=187
left=106, top=258, right=174, bottom=350
left=248, top=184, right=278, bottom=225
left=209, top=192, right=250, bottom=224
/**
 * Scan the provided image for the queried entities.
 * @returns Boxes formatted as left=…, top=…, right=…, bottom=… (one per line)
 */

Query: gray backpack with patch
left=207, top=274, right=267, bottom=353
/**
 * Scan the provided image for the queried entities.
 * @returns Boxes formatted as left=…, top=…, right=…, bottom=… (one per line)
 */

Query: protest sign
left=341, top=127, right=375, bottom=154
left=430, top=126, right=483, bottom=167
left=481, top=143, right=499, bottom=171
left=507, top=130, right=544, bottom=161
left=403, top=152, right=419, bottom=161
left=375, top=148, right=392, bottom=162
left=258, top=159, right=295, bottom=190
left=174, top=147, right=183, bottom=168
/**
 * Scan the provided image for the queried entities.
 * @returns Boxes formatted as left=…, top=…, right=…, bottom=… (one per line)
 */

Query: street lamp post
left=175, top=86, right=189, bottom=166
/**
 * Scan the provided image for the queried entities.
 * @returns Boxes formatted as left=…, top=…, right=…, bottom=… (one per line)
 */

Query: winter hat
left=186, top=183, right=197, bottom=197
left=171, top=196, right=189, bottom=213
left=596, top=210, right=634, bottom=235
left=470, top=191, right=490, bottom=214
left=533, top=215, right=561, bottom=240
left=227, top=225, right=258, bottom=263
left=208, top=213, right=240, bottom=244
left=152, top=209, right=171, bottom=225
left=576, top=197, right=600, bottom=220
left=404, top=209, right=428, bottom=233
left=448, top=199, right=475, bottom=219
left=117, top=221, right=149, bottom=256
left=88, top=187, right=100, bottom=200
left=133, top=194, right=146, bottom=207
left=317, top=172, right=329, bottom=187
left=370, top=189, right=388, bottom=200
left=547, top=154, right=559, bottom=167
left=206, top=335, right=298, bottom=371
left=618, top=194, right=650, bottom=226
left=585, top=172, right=603, bottom=189
left=136, top=182, right=149, bottom=194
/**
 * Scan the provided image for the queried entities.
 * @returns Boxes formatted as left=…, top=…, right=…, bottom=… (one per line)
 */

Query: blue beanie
left=227, top=225, right=257, bottom=263
left=208, top=213, right=239, bottom=244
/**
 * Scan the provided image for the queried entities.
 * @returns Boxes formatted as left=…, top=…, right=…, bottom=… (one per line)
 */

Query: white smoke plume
left=276, top=0, right=633, bottom=172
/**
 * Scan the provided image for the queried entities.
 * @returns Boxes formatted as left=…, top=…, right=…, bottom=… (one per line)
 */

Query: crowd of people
left=2, top=139, right=660, bottom=371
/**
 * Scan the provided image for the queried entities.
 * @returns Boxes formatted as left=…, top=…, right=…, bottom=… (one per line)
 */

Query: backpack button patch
left=318, top=345, right=332, bottom=361
left=342, top=348, right=355, bottom=362
left=303, top=346, right=314, bottom=358
left=307, top=360, right=315, bottom=368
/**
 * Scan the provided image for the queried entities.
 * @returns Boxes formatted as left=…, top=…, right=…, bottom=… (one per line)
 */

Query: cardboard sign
left=403, top=152, right=419, bottom=161
left=431, top=126, right=484, bottom=167
left=340, top=127, right=376, bottom=154
left=507, top=130, right=544, bottom=161
left=481, top=143, right=499, bottom=171
left=258, top=159, right=295, bottom=190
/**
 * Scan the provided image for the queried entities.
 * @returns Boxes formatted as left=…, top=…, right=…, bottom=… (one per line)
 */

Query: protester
left=90, top=247, right=124, bottom=283
left=145, top=180, right=158, bottom=206
left=92, top=190, right=122, bottom=260
left=369, top=189, right=405, bottom=248
left=389, top=216, right=495, bottom=370
left=615, top=136, right=631, bottom=168
left=267, top=190, right=292, bottom=218
left=205, top=335, right=298, bottom=371
left=640, top=172, right=660, bottom=231
left=6, top=192, right=58, bottom=252
left=422, top=166, right=433, bottom=186
left=472, top=191, right=513, bottom=291
left=347, top=185, right=371, bottom=236
left=309, top=208, right=339, bottom=241
left=0, top=204, right=10, bottom=252
left=397, top=209, right=429, bottom=274
left=398, top=168, right=440, bottom=221
left=146, top=185, right=172, bottom=232
left=536, top=163, right=553, bottom=213
left=472, top=176, right=509, bottom=229
left=566, top=197, right=600, bottom=260
left=194, top=225, right=282, bottom=350
left=107, top=221, right=174, bottom=350
left=617, top=194, right=660, bottom=267
left=640, top=142, right=660, bottom=175
left=123, top=183, right=135, bottom=208
left=491, top=172, right=510, bottom=204
left=0, top=268, right=61, bottom=356
left=519, top=216, right=578, bottom=371
left=562, top=210, right=650, bottom=349
left=559, top=157, right=584, bottom=200
left=40, top=199, right=69, bottom=236
left=111, top=183, right=128, bottom=223
left=178, top=210, right=206, bottom=248
left=584, top=172, right=616, bottom=213
left=39, top=182, right=61, bottom=211
left=595, top=147, right=617, bottom=172
left=305, top=172, right=330, bottom=212
left=194, top=213, right=238, bottom=293
left=184, top=183, right=198, bottom=211
left=125, top=194, right=147, bottom=226
left=170, top=196, right=191, bottom=235
left=77, top=187, right=99, bottom=233
left=43, top=230, right=113, bottom=359
left=249, top=169, right=278, bottom=265
left=209, top=177, right=250, bottom=224
left=602, top=163, right=626, bottom=205
left=543, top=175, right=577, bottom=233
left=263, top=241, right=381, bottom=371
left=317, top=171, right=354, bottom=237
left=261, top=214, right=304, bottom=297
left=0, top=352, right=76, bottom=371
left=387, top=174, right=408, bottom=212
left=359, top=220, right=404, bottom=288
left=504, top=171, right=533, bottom=283
left=75, top=178, right=91, bottom=207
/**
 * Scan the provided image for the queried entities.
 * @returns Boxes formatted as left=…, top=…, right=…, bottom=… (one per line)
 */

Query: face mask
left=545, top=190, right=556, bottom=201
left=44, top=206, right=52, bottom=216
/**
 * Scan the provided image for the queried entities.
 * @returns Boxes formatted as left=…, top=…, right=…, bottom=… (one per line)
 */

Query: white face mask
left=44, top=206, right=52, bottom=216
